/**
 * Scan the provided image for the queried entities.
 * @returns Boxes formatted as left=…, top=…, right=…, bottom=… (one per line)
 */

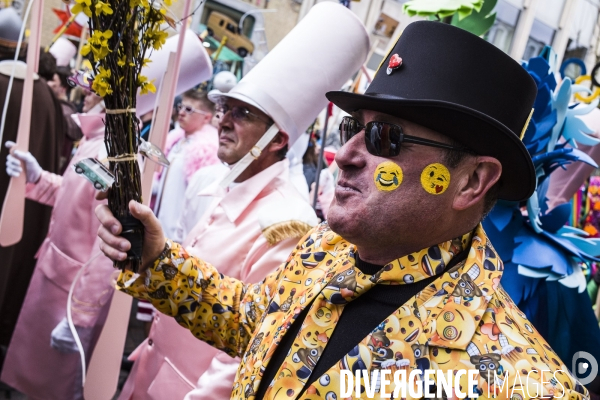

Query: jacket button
left=148, top=339, right=153, bottom=346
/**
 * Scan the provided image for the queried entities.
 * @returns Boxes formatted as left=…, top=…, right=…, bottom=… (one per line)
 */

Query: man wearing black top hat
left=95, top=21, right=589, bottom=399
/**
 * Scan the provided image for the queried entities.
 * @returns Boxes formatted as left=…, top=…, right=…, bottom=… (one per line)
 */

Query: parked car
left=206, top=11, right=254, bottom=57
left=74, top=158, right=115, bottom=192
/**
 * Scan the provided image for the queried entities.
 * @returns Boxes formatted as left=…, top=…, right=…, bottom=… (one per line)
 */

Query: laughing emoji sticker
left=374, top=161, right=403, bottom=192
left=421, top=163, right=450, bottom=195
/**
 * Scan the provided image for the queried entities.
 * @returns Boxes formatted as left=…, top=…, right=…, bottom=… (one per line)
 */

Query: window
left=226, top=23, right=237, bottom=34
left=485, top=0, right=520, bottom=53
left=487, top=20, right=516, bottom=54
left=219, top=19, right=224, bottom=27
left=523, top=19, right=555, bottom=60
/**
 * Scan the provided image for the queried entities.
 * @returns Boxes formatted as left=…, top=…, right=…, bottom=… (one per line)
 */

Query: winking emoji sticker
left=374, top=161, right=403, bottom=192
left=421, top=163, right=451, bottom=195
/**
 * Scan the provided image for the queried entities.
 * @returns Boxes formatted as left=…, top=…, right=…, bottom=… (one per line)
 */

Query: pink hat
left=49, top=37, right=76, bottom=67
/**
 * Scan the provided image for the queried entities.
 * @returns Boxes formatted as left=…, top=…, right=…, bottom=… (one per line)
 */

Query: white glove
left=50, top=317, right=93, bottom=354
left=5, top=141, right=42, bottom=183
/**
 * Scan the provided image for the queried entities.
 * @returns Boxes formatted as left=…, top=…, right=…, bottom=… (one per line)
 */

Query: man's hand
left=95, top=200, right=166, bottom=272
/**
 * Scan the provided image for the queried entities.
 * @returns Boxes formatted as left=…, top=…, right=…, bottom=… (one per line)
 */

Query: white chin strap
left=219, top=124, right=280, bottom=188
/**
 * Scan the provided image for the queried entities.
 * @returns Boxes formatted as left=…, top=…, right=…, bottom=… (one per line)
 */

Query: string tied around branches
left=105, top=108, right=137, bottom=115
left=106, top=154, right=137, bottom=162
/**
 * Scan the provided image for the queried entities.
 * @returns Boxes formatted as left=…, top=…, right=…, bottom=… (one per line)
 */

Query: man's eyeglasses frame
left=339, top=116, right=471, bottom=158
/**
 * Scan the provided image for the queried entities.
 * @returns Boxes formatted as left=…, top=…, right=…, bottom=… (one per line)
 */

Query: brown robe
left=0, top=73, right=65, bottom=350
left=58, top=99, right=82, bottom=174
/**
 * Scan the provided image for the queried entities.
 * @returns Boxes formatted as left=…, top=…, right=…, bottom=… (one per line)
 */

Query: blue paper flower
left=484, top=46, right=600, bottom=292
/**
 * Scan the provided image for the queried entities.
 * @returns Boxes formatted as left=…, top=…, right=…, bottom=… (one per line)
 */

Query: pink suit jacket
left=1, top=116, right=116, bottom=400
left=119, top=159, right=316, bottom=400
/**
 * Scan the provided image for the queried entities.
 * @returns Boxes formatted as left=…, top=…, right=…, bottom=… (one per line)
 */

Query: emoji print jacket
left=117, top=223, right=588, bottom=400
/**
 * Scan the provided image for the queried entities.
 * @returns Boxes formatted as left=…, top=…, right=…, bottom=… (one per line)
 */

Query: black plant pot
left=117, top=212, right=144, bottom=273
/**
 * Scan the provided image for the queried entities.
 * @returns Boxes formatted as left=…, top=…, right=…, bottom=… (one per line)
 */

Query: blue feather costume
left=483, top=49, right=600, bottom=388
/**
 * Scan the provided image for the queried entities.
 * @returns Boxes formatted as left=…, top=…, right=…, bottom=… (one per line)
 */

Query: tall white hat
left=49, top=38, right=76, bottom=67
left=210, top=1, right=369, bottom=187
left=210, top=2, right=369, bottom=145
left=136, top=29, right=212, bottom=116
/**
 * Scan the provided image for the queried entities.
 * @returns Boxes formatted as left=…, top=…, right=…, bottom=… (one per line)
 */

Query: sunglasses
left=177, top=103, right=208, bottom=115
left=340, top=116, right=469, bottom=157
left=215, top=103, right=271, bottom=125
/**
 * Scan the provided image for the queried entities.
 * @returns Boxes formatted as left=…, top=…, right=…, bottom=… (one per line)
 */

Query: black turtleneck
left=254, top=250, right=468, bottom=399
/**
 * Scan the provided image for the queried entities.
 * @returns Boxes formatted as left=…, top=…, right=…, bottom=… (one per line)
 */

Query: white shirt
left=155, top=137, right=193, bottom=239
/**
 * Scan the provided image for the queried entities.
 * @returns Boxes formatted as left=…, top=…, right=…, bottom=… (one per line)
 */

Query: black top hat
left=327, top=21, right=537, bottom=202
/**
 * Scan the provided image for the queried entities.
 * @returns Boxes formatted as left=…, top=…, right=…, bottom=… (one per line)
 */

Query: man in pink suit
left=117, top=5, right=368, bottom=399
left=1, top=32, right=214, bottom=399
left=1, top=113, right=115, bottom=400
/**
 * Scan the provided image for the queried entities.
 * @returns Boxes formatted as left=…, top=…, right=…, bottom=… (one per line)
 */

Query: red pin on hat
left=386, top=54, right=403, bottom=75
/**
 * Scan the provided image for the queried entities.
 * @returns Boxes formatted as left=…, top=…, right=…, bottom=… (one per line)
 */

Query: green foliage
left=402, top=0, right=484, bottom=20
left=451, top=0, right=497, bottom=36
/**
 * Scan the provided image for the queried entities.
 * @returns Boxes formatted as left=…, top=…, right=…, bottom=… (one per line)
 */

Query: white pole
left=510, top=0, right=542, bottom=61
left=553, top=0, right=581, bottom=66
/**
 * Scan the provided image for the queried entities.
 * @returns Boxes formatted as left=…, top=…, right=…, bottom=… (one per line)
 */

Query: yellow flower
left=163, top=0, right=172, bottom=6
left=141, top=58, right=152, bottom=67
left=117, top=54, right=126, bottom=67
left=87, top=30, right=113, bottom=61
left=137, top=75, right=156, bottom=95
left=140, top=81, right=156, bottom=95
left=148, top=30, right=168, bottom=50
left=94, top=1, right=113, bottom=15
left=91, top=43, right=110, bottom=60
left=92, top=66, right=113, bottom=97
left=130, top=0, right=149, bottom=9
left=81, top=42, right=91, bottom=56
left=91, top=29, right=113, bottom=43
left=72, top=0, right=92, bottom=17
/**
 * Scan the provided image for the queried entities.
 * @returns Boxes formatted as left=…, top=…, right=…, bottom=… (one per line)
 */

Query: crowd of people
left=2, top=1, right=600, bottom=400
left=0, top=5, right=338, bottom=399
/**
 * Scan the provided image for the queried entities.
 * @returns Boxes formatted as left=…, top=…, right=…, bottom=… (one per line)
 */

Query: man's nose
left=218, top=110, right=234, bottom=129
left=335, top=131, right=367, bottom=171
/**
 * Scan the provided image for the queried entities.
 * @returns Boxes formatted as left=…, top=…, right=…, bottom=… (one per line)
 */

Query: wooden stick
left=0, top=0, right=45, bottom=247
left=82, top=290, right=133, bottom=400
left=44, top=13, right=77, bottom=52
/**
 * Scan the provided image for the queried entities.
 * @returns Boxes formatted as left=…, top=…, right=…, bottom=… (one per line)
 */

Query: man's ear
left=452, top=156, right=502, bottom=211
left=268, top=131, right=289, bottom=153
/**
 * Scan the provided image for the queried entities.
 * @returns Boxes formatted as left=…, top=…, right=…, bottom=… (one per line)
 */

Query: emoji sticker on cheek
left=420, top=163, right=451, bottom=195
left=374, top=161, right=403, bottom=192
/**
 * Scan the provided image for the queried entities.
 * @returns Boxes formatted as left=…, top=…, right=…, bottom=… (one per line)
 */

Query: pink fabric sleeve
left=184, top=352, right=239, bottom=400
left=26, top=170, right=63, bottom=207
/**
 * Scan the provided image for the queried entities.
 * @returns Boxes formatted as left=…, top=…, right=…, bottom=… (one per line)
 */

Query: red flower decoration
left=389, top=54, right=402, bottom=69
left=386, top=54, right=403, bottom=75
